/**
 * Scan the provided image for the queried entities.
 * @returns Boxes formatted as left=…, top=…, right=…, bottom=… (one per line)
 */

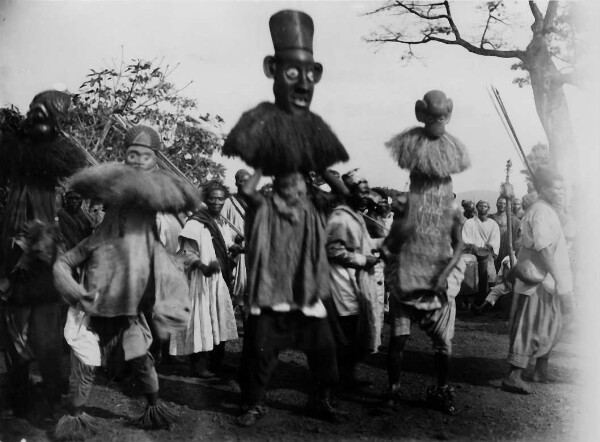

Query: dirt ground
left=0, top=308, right=584, bottom=442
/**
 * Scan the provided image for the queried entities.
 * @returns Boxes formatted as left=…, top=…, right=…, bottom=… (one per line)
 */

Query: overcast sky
left=0, top=0, right=596, bottom=200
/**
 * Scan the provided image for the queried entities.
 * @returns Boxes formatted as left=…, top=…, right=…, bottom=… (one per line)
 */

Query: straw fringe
left=222, top=102, right=348, bottom=175
left=385, top=127, right=470, bottom=177
left=68, top=163, right=201, bottom=213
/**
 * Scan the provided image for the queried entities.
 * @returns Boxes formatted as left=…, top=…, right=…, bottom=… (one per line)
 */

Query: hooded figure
left=0, top=90, right=87, bottom=417
left=52, top=124, right=198, bottom=438
left=223, top=10, right=349, bottom=427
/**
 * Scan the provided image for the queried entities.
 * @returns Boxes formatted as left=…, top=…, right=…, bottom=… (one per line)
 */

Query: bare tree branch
left=529, top=1, right=544, bottom=32
left=543, top=1, right=559, bottom=32
left=442, top=1, right=461, bottom=39
left=395, top=1, right=447, bottom=21
left=363, top=2, right=397, bottom=16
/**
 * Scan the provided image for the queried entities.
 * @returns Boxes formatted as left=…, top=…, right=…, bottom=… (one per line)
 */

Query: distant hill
left=456, top=190, right=500, bottom=205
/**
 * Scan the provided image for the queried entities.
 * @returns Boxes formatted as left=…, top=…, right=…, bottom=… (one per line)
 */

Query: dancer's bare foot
left=501, top=377, right=533, bottom=394
left=501, top=369, right=532, bottom=394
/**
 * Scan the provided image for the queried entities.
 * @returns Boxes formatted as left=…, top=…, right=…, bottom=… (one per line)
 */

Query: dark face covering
left=22, top=104, right=58, bottom=142
left=272, top=51, right=322, bottom=116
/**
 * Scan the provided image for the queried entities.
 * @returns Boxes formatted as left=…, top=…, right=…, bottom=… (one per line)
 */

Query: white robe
left=462, top=217, right=501, bottom=256
left=169, top=219, right=238, bottom=355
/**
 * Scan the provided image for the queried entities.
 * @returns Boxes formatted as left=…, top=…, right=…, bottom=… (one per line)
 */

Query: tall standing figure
left=170, top=180, right=240, bottom=379
left=222, top=9, right=349, bottom=427
left=381, top=90, right=470, bottom=415
left=502, top=167, right=573, bottom=394
left=0, top=91, right=87, bottom=416
left=52, top=125, right=198, bottom=438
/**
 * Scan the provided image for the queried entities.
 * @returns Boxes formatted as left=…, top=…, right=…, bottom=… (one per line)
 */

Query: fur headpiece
left=385, top=126, right=470, bottom=178
left=222, top=102, right=348, bottom=176
left=0, top=130, right=88, bottom=182
left=68, top=163, right=201, bottom=213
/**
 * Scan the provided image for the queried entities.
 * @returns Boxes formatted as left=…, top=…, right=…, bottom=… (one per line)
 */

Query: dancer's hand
left=200, top=260, right=221, bottom=277
left=364, top=255, right=379, bottom=269
left=229, top=244, right=244, bottom=257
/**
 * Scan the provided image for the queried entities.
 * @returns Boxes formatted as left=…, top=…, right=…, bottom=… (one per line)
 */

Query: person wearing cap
left=169, top=180, right=239, bottom=379
left=223, top=10, right=349, bottom=427
left=381, top=90, right=469, bottom=415
left=52, top=125, right=198, bottom=436
left=0, top=90, right=87, bottom=417
left=221, top=169, right=250, bottom=307
left=325, top=171, right=380, bottom=387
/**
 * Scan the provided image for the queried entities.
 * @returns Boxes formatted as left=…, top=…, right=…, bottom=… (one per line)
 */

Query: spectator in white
left=502, top=168, right=573, bottom=394
left=169, top=181, right=240, bottom=379
left=462, top=200, right=500, bottom=306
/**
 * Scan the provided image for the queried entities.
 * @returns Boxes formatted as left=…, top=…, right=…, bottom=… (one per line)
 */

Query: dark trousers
left=190, top=342, right=226, bottom=374
left=238, top=309, right=338, bottom=408
left=335, top=314, right=361, bottom=382
left=1, top=302, right=66, bottom=410
left=475, top=255, right=491, bottom=306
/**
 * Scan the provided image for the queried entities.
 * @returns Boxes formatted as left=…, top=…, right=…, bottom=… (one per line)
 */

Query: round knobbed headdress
left=22, top=90, right=72, bottom=141
left=123, top=125, right=162, bottom=151
left=415, top=90, right=453, bottom=138
left=30, top=90, right=71, bottom=120
left=386, top=89, right=469, bottom=178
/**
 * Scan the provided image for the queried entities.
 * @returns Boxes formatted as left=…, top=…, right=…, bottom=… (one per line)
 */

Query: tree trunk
left=524, top=33, right=577, bottom=186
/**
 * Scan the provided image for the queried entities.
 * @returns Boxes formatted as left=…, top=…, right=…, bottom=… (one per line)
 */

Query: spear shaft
left=488, top=85, right=537, bottom=189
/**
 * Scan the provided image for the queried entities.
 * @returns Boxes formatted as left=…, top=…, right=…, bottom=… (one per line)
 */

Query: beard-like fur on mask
left=68, top=163, right=201, bottom=213
left=222, top=102, right=349, bottom=175
left=385, top=126, right=470, bottom=178
left=0, top=130, right=88, bottom=184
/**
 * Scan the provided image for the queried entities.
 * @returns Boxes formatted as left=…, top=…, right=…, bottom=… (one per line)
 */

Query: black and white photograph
left=0, top=1, right=598, bottom=441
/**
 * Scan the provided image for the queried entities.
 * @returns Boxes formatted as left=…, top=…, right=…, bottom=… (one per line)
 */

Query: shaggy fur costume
left=222, top=102, right=348, bottom=175
left=69, top=163, right=200, bottom=213
left=385, top=127, right=470, bottom=178
left=0, top=130, right=88, bottom=185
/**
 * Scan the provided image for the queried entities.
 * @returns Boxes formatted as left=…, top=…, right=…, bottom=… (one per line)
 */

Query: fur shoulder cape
left=385, top=126, right=470, bottom=178
left=222, top=102, right=349, bottom=175
left=69, top=163, right=201, bottom=213
left=0, top=130, right=88, bottom=182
